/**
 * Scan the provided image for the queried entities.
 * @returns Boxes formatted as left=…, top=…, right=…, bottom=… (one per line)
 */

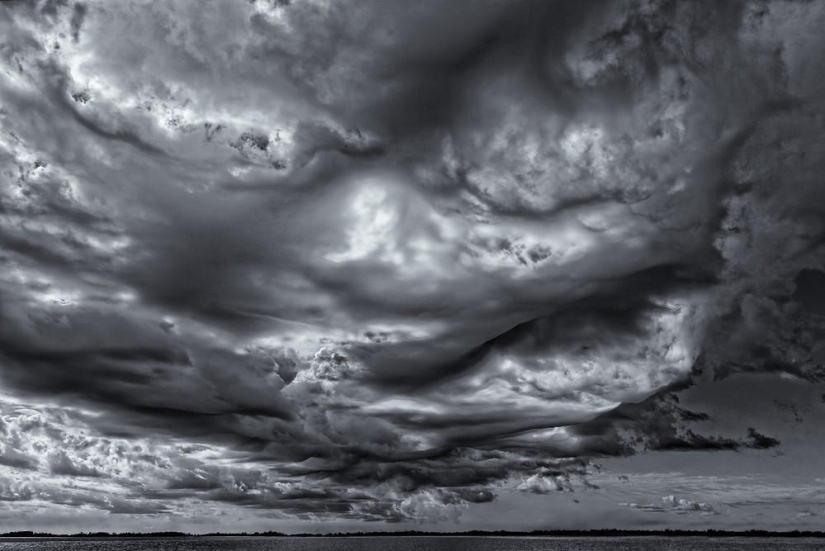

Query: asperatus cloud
left=0, top=0, right=824, bottom=534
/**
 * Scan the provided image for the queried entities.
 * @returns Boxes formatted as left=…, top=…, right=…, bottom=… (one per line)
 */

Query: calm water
left=0, top=538, right=823, bottom=551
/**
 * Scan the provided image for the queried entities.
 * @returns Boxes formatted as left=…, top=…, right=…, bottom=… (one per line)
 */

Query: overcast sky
left=1, top=0, right=825, bottom=534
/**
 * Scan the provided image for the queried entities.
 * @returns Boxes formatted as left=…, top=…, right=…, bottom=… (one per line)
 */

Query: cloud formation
left=0, top=0, right=824, bottom=529
left=621, top=495, right=717, bottom=515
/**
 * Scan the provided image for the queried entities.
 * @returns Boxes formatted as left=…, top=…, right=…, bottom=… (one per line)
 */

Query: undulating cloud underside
left=0, top=0, right=824, bottom=531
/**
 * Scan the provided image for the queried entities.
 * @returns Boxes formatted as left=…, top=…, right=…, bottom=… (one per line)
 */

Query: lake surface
left=0, top=537, right=823, bottom=551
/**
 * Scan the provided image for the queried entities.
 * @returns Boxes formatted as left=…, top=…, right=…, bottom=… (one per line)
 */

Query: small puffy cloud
left=621, top=495, right=717, bottom=515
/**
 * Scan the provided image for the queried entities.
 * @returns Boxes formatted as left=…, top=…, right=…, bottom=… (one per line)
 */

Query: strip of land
left=1, top=529, right=823, bottom=538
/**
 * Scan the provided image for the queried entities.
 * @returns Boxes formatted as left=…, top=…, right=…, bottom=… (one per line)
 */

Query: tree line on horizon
left=1, top=529, right=824, bottom=538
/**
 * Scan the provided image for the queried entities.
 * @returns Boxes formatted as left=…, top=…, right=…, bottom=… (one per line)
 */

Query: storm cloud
left=0, top=0, right=824, bottom=531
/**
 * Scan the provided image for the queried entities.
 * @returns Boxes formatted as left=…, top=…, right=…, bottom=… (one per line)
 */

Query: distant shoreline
left=1, top=530, right=824, bottom=539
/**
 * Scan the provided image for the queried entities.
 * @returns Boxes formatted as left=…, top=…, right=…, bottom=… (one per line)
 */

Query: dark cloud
left=793, top=269, right=825, bottom=317
left=0, top=448, right=38, bottom=471
left=49, top=450, right=105, bottom=478
left=0, top=0, right=824, bottom=529
left=746, top=428, right=781, bottom=450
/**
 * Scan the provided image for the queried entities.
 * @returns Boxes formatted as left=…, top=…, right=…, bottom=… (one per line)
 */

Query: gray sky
left=0, top=0, right=824, bottom=533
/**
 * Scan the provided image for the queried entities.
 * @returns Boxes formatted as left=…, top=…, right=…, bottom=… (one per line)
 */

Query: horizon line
left=2, top=529, right=824, bottom=539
